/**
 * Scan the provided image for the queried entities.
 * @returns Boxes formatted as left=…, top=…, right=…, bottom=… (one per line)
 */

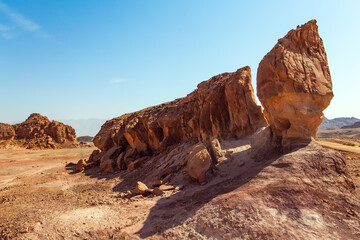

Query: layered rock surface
left=257, top=20, right=333, bottom=149
left=0, top=113, right=79, bottom=149
left=92, top=66, right=266, bottom=172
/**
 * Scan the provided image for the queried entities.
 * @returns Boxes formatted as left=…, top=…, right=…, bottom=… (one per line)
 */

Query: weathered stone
left=0, top=113, right=79, bottom=149
left=93, top=67, right=266, bottom=154
left=0, top=123, right=15, bottom=141
left=257, top=20, right=333, bottom=150
left=76, top=159, right=87, bottom=172
left=99, top=145, right=122, bottom=172
left=207, top=137, right=223, bottom=163
left=116, top=152, right=125, bottom=170
left=187, top=143, right=212, bottom=183
left=153, top=180, right=163, bottom=187
left=158, top=185, right=175, bottom=191
left=135, top=181, right=149, bottom=195
left=100, top=159, right=114, bottom=173
left=153, top=187, right=164, bottom=196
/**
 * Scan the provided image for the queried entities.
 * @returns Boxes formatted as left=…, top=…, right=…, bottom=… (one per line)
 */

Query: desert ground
left=0, top=132, right=359, bottom=239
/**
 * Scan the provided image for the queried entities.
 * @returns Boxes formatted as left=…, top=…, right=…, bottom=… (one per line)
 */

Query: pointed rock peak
left=25, top=113, right=49, bottom=123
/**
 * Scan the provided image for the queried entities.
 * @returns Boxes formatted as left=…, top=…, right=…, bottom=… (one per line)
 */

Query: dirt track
left=317, top=140, right=360, bottom=154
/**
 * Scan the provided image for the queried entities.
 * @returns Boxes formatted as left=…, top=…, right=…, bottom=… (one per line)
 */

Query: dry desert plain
left=0, top=132, right=359, bottom=239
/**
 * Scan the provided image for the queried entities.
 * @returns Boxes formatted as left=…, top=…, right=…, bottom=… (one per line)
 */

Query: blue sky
left=0, top=0, right=359, bottom=123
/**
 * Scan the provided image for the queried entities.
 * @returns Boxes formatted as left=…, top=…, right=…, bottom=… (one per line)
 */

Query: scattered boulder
left=153, top=180, right=163, bottom=187
left=100, top=159, right=114, bottom=173
left=153, top=187, right=164, bottom=196
left=257, top=20, right=333, bottom=150
left=158, top=185, right=175, bottom=191
left=76, top=159, right=87, bottom=172
left=135, top=181, right=149, bottom=195
left=187, top=143, right=212, bottom=183
left=207, top=137, right=223, bottom=163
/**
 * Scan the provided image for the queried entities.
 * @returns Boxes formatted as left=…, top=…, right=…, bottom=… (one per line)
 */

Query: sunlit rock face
left=257, top=20, right=333, bottom=149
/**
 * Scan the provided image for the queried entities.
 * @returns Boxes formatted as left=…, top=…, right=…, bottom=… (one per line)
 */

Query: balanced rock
left=257, top=20, right=333, bottom=149
left=187, top=143, right=212, bottom=183
left=0, top=113, right=79, bottom=149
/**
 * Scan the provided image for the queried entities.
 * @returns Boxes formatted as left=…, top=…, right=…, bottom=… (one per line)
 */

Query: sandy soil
left=317, top=140, right=360, bottom=154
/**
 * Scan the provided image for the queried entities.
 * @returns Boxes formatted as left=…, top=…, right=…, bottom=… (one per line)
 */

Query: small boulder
left=159, top=185, right=175, bottom=191
left=187, top=143, right=212, bottom=184
left=153, top=187, right=164, bottom=196
left=208, top=137, right=223, bottom=163
left=135, top=181, right=149, bottom=195
left=153, top=180, right=163, bottom=187
left=76, top=159, right=87, bottom=172
left=100, top=159, right=114, bottom=173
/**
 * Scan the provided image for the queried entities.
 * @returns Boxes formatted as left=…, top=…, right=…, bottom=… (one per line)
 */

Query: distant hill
left=60, top=119, right=106, bottom=137
left=77, top=136, right=94, bottom=142
left=319, top=117, right=360, bottom=130
left=341, top=121, right=360, bottom=129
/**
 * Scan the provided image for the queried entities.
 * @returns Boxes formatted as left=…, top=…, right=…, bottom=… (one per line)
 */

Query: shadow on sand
left=135, top=148, right=281, bottom=238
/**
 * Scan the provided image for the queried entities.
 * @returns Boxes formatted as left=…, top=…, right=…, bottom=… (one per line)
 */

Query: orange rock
left=0, top=113, right=79, bottom=149
left=93, top=67, right=266, bottom=154
left=153, top=187, right=164, bottom=196
left=257, top=20, right=333, bottom=150
left=135, top=181, right=149, bottom=195
left=187, top=143, right=212, bottom=183
left=158, top=185, right=175, bottom=191
left=153, top=180, right=163, bottom=187
left=76, top=159, right=87, bottom=172
left=100, top=159, right=114, bottom=173
left=0, top=123, right=15, bottom=141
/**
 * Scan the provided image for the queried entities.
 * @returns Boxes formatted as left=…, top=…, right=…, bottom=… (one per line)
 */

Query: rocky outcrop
left=0, top=113, right=79, bottom=149
left=92, top=66, right=266, bottom=173
left=0, top=123, right=15, bottom=141
left=257, top=20, right=333, bottom=150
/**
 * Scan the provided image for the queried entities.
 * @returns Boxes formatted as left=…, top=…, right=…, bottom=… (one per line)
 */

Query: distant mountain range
left=341, top=121, right=360, bottom=129
left=318, top=117, right=360, bottom=130
left=60, top=118, right=107, bottom=137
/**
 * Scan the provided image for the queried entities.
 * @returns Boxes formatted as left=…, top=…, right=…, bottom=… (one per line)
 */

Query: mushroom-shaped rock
left=257, top=20, right=333, bottom=150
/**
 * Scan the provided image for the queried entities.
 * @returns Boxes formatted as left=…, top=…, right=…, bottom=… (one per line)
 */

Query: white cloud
left=1, top=32, right=16, bottom=39
left=111, top=78, right=127, bottom=83
left=0, top=23, right=10, bottom=31
left=0, top=2, right=47, bottom=39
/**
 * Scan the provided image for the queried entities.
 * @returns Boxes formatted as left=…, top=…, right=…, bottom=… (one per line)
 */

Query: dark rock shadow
left=65, top=162, right=77, bottom=175
left=136, top=147, right=281, bottom=238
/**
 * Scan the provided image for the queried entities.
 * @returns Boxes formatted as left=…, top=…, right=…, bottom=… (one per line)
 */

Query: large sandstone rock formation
left=0, top=113, right=79, bottom=149
left=92, top=66, right=266, bottom=172
left=257, top=20, right=333, bottom=149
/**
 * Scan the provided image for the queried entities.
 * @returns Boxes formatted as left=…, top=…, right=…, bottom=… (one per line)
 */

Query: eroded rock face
left=94, top=66, right=266, bottom=155
left=257, top=20, right=333, bottom=149
left=0, top=123, right=15, bottom=141
left=0, top=113, right=79, bottom=149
